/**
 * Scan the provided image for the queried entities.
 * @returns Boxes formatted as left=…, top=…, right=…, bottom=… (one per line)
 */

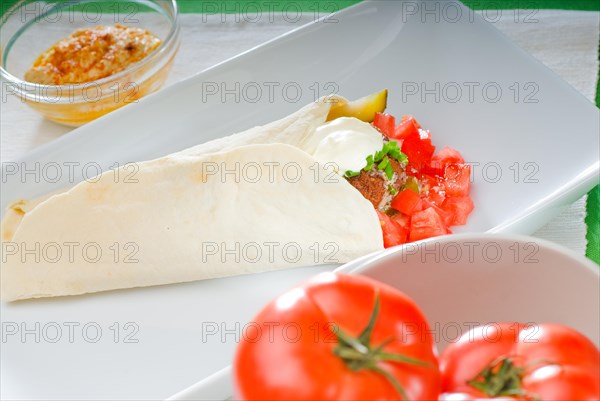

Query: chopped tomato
left=431, top=146, right=465, bottom=170
left=412, top=198, right=426, bottom=213
left=420, top=165, right=444, bottom=177
left=419, top=174, right=441, bottom=192
left=373, top=112, right=395, bottom=137
left=401, top=114, right=421, bottom=128
left=418, top=174, right=446, bottom=206
left=425, top=187, right=446, bottom=206
left=390, top=212, right=411, bottom=231
left=444, top=164, right=471, bottom=197
left=376, top=210, right=407, bottom=248
left=390, top=115, right=420, bottom=140
left=409, top=207, right=448, bottom=242
left=391, top=189, right=421, bottom=215
left=422, top=199, right=453, bottom=227
left=442, top=196, right=474, bottom=226
left=401, top=131, right=436, bottom=173
left=367, top=112, right=473, bottom=244
left=410, top=174, right=446, bottom=206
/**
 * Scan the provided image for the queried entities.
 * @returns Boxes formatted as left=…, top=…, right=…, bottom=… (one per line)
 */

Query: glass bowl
left=1, top=0, right=180, bottom=126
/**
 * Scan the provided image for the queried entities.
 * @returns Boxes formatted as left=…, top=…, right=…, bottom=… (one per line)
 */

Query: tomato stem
left=378, top=351, right=431, bottom=366
left=332, top=292, right=431, bottom=400
left=357, top=293, right=380, bottom=344
left=370, top=364, right=409, bottom=401
left=467, top=357, right=544, bottom=401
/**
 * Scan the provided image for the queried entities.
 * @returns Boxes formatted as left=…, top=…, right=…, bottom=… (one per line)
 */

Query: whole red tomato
left=439, top=323, right=600, bottom=400
left=234, top=272, right=441, bottom=400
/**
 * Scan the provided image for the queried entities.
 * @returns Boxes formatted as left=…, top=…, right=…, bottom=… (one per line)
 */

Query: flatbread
left=0, top=98, right=336, bottom=243
left=1, top=143, right=382, bottom=301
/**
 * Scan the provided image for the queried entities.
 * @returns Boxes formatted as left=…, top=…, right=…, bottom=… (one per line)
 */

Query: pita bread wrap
left=1, top=98, right=384, bottom=301
left=1, top=98, right=334, bottom=241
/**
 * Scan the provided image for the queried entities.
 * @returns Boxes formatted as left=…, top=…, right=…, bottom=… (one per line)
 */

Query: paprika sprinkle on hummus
left=24, top=24, right=161, bottom=85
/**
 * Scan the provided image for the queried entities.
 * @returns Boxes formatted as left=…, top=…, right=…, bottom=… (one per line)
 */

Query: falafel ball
left=347, top=158, right=406, bottom=211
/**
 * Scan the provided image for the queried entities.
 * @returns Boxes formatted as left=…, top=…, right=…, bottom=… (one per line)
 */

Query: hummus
left=24, top=24, right=161, bottom=85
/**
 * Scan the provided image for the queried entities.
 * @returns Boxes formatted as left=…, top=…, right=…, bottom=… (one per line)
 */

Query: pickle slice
left=327, top=89, right=388, bottom=123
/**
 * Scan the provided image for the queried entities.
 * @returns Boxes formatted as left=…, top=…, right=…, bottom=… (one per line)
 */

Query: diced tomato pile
left=373, top=112, right=474, bottom=247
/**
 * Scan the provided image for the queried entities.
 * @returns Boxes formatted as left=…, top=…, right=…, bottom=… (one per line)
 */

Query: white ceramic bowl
left=339, top=234, right=600, bottom=351
left=168, top=234, right=600, bottom=400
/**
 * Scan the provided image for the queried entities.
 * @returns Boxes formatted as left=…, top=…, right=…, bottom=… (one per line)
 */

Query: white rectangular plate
left=1, top=1, right=598, bottom=399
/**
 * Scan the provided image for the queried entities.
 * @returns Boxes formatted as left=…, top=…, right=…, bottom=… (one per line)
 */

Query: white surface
left=167, top=366, right=233, bottom=401
left=171, top=233, right=600, bottom=400
left=1, top=2, right=599, bottom=400
left=1, top=9, right=599, bottom=254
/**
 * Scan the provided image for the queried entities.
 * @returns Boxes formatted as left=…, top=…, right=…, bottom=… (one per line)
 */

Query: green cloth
left=178, top=0, right=600, bottom=13
left=177, top=0, right=361, bottom=13
left=589, top=40, right=600, bottom=265
left=464, top=1, right=599, bottom=11
left=587, top=186, right=599, bottom=264
left=2, top=0, right=598, bottom=262
left=3, top=0, right=599, bottom=14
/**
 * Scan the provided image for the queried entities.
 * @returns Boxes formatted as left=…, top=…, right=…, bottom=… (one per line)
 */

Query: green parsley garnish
left=343, top=141, right=408, bottom=179
left=384, top=163, right=394, bottom=180
left=388, top=142, right=408, bottom=164
left=377, top=157, right=390, bottom=170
